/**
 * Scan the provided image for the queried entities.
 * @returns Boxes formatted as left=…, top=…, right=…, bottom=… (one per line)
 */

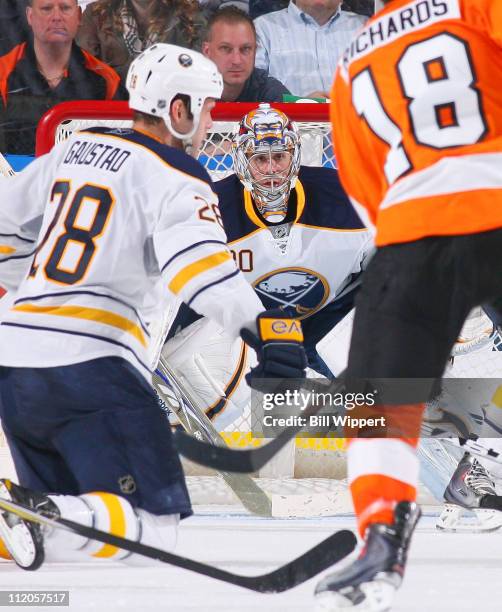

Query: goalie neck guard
left=232, top=103, right=301, bottom=223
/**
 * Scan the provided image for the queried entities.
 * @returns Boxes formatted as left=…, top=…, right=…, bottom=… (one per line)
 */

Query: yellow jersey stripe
left=0, top=245, right=16, bottom=254
left=89, top=493, right=127, bottom=558
left=169, top=251, right=231, bottom=295
left=12, top=303, right=147, bottom=347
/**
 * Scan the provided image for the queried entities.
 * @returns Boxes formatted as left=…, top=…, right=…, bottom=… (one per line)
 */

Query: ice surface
left=1, top=508, right=501, bottom=611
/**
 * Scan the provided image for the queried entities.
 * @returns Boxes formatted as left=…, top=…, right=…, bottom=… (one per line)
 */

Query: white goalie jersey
left=0, top=127, right=264, bottom=380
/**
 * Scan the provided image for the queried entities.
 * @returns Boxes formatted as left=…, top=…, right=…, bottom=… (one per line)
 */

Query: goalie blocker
left=161, top=309, right=307, bottom=433
left=241, top=310, right=307, bottom=385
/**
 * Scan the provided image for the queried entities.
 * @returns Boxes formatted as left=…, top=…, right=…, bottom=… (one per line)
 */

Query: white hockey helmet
left=126, top=43, right=223, bottom=142
left=233, top=103, right=301, bottom=221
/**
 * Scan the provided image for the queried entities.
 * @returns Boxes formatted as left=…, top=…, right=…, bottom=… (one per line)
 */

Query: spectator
left=77, top=0, right=206, bottom=81
left=202, top=6, right=290, bottom=102
left=0, top=0, right=125, bottom=155
left=342, top=0, right=375, bottom=16
left=255, top=0, right=367, bottom=98
left=0, top=1, right=30, bottom=56
left=199, top=0, right=249, bottom=15
left=249, top=0, right=287, bottom=19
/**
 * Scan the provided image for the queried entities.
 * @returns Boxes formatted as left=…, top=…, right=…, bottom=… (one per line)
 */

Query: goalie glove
left=240, top=310, right=307, bottom=389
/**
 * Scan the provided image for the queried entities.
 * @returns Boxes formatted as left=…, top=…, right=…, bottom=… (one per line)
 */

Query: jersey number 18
left=352, top=33, right=487, bottom=184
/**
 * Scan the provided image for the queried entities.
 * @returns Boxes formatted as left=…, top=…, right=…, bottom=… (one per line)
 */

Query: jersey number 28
left=30, top=181, right=114, bottom=285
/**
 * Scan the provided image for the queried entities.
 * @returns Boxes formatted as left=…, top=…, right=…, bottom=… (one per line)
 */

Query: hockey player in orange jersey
left=315, top=1, right=502, bottom=610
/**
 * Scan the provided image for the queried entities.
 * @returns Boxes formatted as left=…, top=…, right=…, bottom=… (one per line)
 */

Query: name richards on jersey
left=342, top=0, right=458, bottom=68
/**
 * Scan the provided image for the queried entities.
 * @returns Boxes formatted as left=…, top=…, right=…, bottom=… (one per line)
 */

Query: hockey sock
left=348, top=438, right=420, bottom=537
left=345, top=401, right=423, bottom=536
left=45, top=492, right=178, bottom=564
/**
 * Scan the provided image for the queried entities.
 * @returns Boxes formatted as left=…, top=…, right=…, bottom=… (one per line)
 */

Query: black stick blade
left=174, top=426, right=298, bottom=473
left=240, top=529, right=357, bottom=593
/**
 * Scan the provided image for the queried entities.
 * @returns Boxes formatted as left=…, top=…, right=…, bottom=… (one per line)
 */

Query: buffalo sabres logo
left=253, top=267, right=329, bottom=319
left=178, top=53, right=193, bottom=67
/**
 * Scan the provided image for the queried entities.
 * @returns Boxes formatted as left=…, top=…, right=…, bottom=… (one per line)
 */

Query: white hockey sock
left=44, top=492, right=178, bottom=564
left=46, top=494, right=93, bottom=551
left=125, top=509, right=179, bottom=566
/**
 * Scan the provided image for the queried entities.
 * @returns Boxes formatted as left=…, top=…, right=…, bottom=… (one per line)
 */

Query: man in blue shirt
left=255, top=0, right=367, bottom=98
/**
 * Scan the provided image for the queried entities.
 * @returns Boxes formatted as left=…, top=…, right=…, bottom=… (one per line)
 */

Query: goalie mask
left=233, top=103, right=301, bottom=222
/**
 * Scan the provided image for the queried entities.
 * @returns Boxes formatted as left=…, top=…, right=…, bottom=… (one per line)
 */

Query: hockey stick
left=0, top=152, right=15, bottom=177
left=176, top=410, right=502, bottom=473
left=174, top=373, right=502, bottom=474
left=174, top=374, right=347, bottom=473
left=153, top=358, right=273, bottom=516
left=0, top=496, right=356, bottom=592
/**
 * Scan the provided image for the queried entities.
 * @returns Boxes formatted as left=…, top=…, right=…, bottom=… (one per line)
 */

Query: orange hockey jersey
left=331, top=0, right=502, bottom=246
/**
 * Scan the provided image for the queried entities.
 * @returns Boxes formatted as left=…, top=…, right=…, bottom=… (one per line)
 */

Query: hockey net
left=2, top=100, right=499, bottom=514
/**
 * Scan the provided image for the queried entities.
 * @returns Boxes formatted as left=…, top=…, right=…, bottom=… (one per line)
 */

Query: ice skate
left=437, top=453, right=502, bottom=532
left=0, top=479, right=58, bottom=570
left=314, top=501, right=420, bottom=612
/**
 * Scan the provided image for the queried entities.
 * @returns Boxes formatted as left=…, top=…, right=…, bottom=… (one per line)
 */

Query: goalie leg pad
left=161, top=317, right=255, bottom=431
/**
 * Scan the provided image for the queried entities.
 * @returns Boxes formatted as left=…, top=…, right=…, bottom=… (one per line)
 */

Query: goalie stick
left=153, top=357, right=273, bottom=516
left=0, top=496, right=356, bottom=592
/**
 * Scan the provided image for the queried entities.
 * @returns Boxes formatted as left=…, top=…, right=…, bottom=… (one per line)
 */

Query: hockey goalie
left=154, top=103, right=373, bottom=474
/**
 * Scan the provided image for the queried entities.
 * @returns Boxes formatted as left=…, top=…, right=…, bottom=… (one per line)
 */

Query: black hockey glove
left=240, top=310, right=307, bottom=389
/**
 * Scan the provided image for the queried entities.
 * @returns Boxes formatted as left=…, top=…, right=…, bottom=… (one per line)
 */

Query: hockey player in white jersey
left=160, top=103, right=373, bottom=432
left=0, top=45, right=307, bottom=569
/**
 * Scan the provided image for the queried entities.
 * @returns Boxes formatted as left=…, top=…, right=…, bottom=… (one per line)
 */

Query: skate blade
left=436, top=504, right=502, bottom=533
left=0, top=481, right=41, bottom=569
left=315, top=580, right=396, bottom=612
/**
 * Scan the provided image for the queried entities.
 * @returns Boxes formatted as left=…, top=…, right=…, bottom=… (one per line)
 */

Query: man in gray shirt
left=202, top=6, right=290, bottom=102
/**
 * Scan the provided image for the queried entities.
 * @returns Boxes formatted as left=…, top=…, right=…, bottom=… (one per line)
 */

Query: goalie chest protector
left=214, top=166, right=373, bottom=320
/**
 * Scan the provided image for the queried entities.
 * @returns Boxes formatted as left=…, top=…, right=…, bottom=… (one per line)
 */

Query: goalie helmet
left=232, top=103, right=301, bottom=221
left=126, top=43, right=223, bottom=143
